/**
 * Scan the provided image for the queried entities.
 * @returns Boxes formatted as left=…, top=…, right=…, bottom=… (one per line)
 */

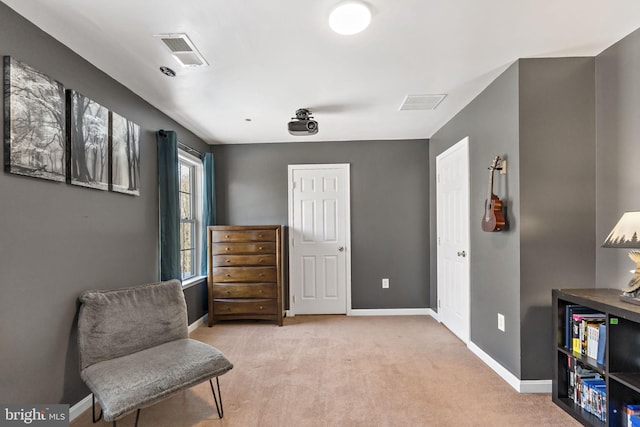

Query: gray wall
left=429, top=62, right=522, bottom=376
left=518, top=58, right=596, bottom=379
left=429, top=58, right=596, bottom=380
left=595, top=28, right=640, bottom=289
left=212, top=139, right=430, bottom=309
left=0, top=3, right=208, bottom=405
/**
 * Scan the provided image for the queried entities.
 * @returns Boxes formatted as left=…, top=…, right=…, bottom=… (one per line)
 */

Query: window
left=178, top=150, right=203, bottom=281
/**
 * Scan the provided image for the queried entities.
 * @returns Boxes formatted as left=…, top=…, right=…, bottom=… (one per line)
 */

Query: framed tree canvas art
left=67, top=90, right=109, bottom=190
left=3, top=56, right=66, bottom=182
left=110, top=111, right=140, bottom=196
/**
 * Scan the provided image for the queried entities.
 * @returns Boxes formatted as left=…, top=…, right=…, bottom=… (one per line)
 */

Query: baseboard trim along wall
left=69, top=394, right=92, bottom=422
left=70, top=313, right=210, bottom=421
left=467, top=341, right=552, bottom=393
left=188, top=314, right=208, bottom=334
left=349, top=308, right=433, bottom=316
left=285, top=308, right=435, bottom=318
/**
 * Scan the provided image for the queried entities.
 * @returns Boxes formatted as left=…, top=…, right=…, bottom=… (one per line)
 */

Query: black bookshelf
left=553, top=288, right=640, bottom=426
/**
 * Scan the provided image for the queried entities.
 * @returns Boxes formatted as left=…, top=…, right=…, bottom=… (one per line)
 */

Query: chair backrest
left=78, top=279, right=188, bottom=371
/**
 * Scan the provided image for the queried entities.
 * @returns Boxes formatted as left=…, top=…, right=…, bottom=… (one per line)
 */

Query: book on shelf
left=582, top=318, right=606, bottom=357
left=597, top=323, right=606, bottom=365
left=625, top=404, right=640, bottom=427
left=592, top=384, right=606, bottom=422
left=569, top=360, right=600, bottom=405
left=565, top=305, right=598, bottom=348
left=572, top=312, right=605, bottom=355
left=587, top=322, right=601, bottom=359
left=581, top=378, right=605, bottom=414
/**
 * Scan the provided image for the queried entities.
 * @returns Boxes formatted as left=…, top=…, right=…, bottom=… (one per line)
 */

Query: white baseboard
left=70, top=394, right=92, bottom=422
left=467, top=341, right=551, bottom=393
left=188, top=314, right=208, bottom=334
left=286, top=308, right=434, bottom=317
left=348, top=308, right=432, bottom=316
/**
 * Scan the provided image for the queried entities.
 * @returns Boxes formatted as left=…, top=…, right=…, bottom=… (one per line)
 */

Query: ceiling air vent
left=399, top=94, right=446, bottom=111
left=155, top=33, right=209, bottom=68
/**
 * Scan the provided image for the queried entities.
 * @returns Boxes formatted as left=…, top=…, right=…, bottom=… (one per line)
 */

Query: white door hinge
left=292, top=295, right=296, bottom=304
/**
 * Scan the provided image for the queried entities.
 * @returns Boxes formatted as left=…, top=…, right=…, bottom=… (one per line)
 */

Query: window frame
left=178, top=148, right=204, bottom=285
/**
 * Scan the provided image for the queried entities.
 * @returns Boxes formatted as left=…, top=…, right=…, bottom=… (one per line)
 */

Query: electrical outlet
left=498, top=313, right=505, bottom=332
left=382, top=278, right=389, bottom=289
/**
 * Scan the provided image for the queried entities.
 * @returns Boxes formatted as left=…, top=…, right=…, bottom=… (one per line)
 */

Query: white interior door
left=436, top=137, right=470, bottom=343
left=288, top=164, right=351, bottom=315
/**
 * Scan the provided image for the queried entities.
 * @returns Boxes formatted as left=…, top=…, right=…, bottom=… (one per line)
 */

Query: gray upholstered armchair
left=77, top=279, right=233, bottom=426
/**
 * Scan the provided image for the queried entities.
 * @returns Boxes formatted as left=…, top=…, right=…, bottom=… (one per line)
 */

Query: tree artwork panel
left=111, top=112, right=140, bottom=196
left=68, top=90, right=109, bottom=190
left=3, top=56, right=66, bottom=182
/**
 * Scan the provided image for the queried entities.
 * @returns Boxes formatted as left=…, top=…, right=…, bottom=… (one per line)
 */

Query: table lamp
left=602, top=211, right=640, bottom=304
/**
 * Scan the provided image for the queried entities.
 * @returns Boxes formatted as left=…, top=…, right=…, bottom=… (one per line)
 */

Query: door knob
left=338, top=246, right=345, bottom=252
left=457, top=251, right=466, bottom=257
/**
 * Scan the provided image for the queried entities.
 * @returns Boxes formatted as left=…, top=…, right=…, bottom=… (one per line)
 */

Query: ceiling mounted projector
left=288, top=108, right=318, bottom=136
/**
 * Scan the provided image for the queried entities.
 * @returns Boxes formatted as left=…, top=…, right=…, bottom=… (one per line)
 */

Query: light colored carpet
left=71, top=315, right=579, bottom=427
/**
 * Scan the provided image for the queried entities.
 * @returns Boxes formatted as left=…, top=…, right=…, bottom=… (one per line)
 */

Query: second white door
left=436, top=137, right=470, bottom=343
left=288, top=164, right=350, bottom=315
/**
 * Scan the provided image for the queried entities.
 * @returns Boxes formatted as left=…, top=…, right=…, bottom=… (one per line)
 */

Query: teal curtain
left=156, top=130, right=181, bottom=281
left=201, top=152, right=216, bottom=275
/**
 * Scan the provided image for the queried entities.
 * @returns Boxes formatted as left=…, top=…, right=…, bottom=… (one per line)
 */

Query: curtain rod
left=158, top=130, right=205, bottom=158
left=178, top=142, right=204, bottom=158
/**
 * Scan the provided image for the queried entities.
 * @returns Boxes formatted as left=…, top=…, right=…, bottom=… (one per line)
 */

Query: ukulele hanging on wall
left=481, top=155, right=506, bottom=232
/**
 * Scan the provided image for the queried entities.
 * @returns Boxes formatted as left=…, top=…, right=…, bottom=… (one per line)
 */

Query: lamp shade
left=602, top=211, right=640, bottom=248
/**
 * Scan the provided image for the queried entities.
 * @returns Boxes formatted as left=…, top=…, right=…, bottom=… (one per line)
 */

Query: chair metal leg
left=209, top=377, right=224, bottom=418
left=92, top=394, right=103, bottom=423
left=112, top=409, right=140, bottom=427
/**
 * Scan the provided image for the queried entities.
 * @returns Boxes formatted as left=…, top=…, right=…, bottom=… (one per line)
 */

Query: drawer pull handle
left=258, top=234, right=263, bottom=238
left=225, top=247, right=230, bottom=251
left=226, top=274, right=231, bottom=277
left=260, top=273, right=264, bottom=277
left=225, top=234, right=230, bottom=238
left=259, top=289, right=264, bottom=293
left=258, top=246, right=263, bottom=250
left=259, top=306, right=263, bottom=310
left=226, top=259, right=231, bottom=263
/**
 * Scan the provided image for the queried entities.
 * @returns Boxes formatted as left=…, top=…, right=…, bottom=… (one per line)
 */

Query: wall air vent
left=155, top=33, right=209, bottom=68
left=399, top=94, right=446, bottom=111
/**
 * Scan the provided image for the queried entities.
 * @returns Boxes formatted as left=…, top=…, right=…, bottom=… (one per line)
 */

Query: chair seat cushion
left=81, top=338, right=233, bottom=421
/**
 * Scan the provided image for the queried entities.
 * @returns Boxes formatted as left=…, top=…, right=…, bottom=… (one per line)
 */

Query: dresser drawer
left=212, top=266, right=276, bottom=283
left=211, top=242, right=276, bottom=255
left=212, top=283, right=276, bottom=299
left=212, top=230, right=276, bottom=243
left=213, top=299, right=277, bottom=315
left=212, top=254, right=276, bottom=267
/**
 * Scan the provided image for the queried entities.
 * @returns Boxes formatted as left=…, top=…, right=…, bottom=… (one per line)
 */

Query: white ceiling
left=3, top=1, right=640, bottom=145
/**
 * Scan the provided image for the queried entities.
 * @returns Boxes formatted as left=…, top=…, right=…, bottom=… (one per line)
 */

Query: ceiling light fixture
left=159, top=66, right=176, bottom=77
left=329, top=1, right=371, bottom=35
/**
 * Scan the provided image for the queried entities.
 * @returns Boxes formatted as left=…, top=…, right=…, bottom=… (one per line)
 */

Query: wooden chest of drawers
left=207, top=225, right=283, bottom=326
